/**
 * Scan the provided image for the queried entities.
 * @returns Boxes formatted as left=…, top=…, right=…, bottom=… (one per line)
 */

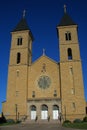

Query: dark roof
left=12, top=18, right=30, bottom=32
left=58, top=13, right=77, bottom=27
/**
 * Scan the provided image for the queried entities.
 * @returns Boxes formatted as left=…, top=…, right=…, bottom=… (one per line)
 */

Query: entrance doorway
left=53, top=105, right=59, bottom=120
left=31, top=105, right=36, bottom=120
left=41, top=105, right=48, bottom=120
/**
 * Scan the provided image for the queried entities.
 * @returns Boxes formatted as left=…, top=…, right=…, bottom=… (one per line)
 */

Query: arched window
left=65, top=32, right=71, bottom=41
left=31, top=105, right=36, bottom=111
left=53, top=105, right=59, bottom=110
left=16, top=70, right=19, bottom=77
left=67, top=48, right=72, bottom=60
left=86, top=107, right=87, bottom=114
left=72, top=102, right=76, bottom=110
left=42, top=104, right=48, bottom=111
left=17, top=37, right=22, bottom=45
left=32, top=91, right=35, bottom=98
left=17, top=52, right=21, bottom=64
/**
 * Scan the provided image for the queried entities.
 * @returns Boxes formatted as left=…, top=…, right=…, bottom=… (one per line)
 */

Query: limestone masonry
left=2, top=10, right=86, bottom=122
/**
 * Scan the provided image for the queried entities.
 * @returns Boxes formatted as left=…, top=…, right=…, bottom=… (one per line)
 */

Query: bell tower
left=10, top=18, right=33, bottom=66
left=57, top=7, right=86, bottom=120
left=2, top=16, right=33, bottom=119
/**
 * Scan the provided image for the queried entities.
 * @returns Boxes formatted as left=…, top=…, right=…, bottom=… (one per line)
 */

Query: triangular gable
left=32, top=55, right=58, bottom=66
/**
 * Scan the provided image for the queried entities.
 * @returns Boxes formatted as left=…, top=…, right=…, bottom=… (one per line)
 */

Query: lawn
left=63, top=122, right=87, bottom=129
left=0, top=122, right=16, bottom=126
left=0, top=121, right=21, bottom=126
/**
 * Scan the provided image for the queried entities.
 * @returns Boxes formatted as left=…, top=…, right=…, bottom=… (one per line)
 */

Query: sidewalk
left=0, top=123, right=83, bottom=130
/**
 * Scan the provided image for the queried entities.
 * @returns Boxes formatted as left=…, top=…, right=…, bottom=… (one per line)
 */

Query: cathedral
left=2, top=9, right=86, bottom=123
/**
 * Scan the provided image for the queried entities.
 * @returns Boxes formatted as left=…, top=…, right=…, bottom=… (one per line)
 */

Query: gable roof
left=58, top=13, right=77, bottom=27
left=32, top=55, right=58, bottom=65
left=12, top=18, right=30, bottom=32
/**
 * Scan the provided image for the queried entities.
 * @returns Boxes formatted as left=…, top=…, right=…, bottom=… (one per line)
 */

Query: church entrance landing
left=27, top=98, right=61, bottom=123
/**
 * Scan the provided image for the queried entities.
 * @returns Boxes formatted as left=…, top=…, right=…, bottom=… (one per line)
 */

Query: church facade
left=2, top=11, right=86, bottom=122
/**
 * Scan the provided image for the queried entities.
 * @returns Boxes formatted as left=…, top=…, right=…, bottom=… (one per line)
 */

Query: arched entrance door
left=41, top=104, right=48, bottom=120
left=53, top=105, right=59, bottom=120
left=30, top=105, right=36, bottom=120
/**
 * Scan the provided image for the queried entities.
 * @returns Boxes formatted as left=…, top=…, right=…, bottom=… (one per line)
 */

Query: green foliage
left=7, top=119, right=15, bottom=124
left=63, top=120, right=71, bottom=124
left=0, top=119, right=18, bottom=126
left=0, top=112, right=7, bottom=124
left=83, top=116, right=87, bottom=122
left=63, top=122, right=87, bottom=129
left=16, top=120, right=21, bottom=123
left=73, top=119, right=82, bottom=123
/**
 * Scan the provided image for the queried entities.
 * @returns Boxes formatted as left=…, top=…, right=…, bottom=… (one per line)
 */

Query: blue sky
left=0, top=0, right=87, bottom=113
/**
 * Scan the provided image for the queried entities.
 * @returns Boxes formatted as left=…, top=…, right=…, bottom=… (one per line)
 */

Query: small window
left=71, top=88, right=75, bottom=95
left=67, top=48, right=72, bottom=60
left=86, top=107, right=87, bottom=114
left=65, top=33, right=68, bottom=40
left=65, top=32, right=71, bottom=41
left=16, top=91, right=19, bottom=97
left=17, top=37, right=22, bottom=45
left=54, top=90, right=57, bottom=97
left=32, top=91, right=35, bottom=98
left=72, top=102, right=76, bottom=110
left=17, top=53, right=21, bottom=64
left=69, top=33, right=71, bottom=40
left=70, top=67, right=73, bottom=75
left=16, top=70, right=19, bottom=77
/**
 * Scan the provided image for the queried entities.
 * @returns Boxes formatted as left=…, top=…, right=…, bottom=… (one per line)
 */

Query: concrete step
left=22, top=119, right=61, bottom=124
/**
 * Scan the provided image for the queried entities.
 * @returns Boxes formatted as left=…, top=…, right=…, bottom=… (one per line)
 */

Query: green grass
left=0, top=121, right=21, bottom=126
left=63, top=122, right=87, bottom=129
left=0, top=122, right=16, bottom=126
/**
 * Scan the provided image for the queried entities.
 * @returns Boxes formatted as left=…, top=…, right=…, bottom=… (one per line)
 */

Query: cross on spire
left=43, top=48, right=46, bottom=56
left=64, top=5, right=67, bottom=13
left=23, top=10, right=26, bottom=18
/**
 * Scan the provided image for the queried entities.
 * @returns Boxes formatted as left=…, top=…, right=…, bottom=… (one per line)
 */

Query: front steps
left=22, top=119, right=61, bottom=124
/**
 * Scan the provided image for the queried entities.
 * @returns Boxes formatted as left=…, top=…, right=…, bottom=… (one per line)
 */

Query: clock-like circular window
left=38, top=75, right=51, bottom=89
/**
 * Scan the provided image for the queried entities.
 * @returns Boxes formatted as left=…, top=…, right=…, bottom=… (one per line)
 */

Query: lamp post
left=15, top=104, right=18, bottom=122
left=18, top=112, right=20, bottom=121
left=64, top=105, right=66, bottom=121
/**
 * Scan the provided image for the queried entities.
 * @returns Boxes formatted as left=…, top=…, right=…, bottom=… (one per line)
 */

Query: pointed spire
left=12, top=10, right=29, bottom=32
left=12, top=18, right=29, bottom=32
left=58, top=5, right=76, bottom=27
left=64, top=4, right=67, bottom=13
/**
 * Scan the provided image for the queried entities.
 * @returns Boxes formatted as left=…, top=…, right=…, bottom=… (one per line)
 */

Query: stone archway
left=30, top=105, right=36, bottom=120
left=53, top=105, right=59, bottom=120
left=41, top=104, right=48, bottom=120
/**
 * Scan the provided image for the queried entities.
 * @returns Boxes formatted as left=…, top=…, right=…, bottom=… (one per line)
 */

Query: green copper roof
left=12, top=18, right=30, bottom=32
left=58, top=13, right=76, bottom=26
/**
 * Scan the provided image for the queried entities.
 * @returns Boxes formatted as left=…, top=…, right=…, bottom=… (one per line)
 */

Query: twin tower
left=2, top=10, right=86, bottom=122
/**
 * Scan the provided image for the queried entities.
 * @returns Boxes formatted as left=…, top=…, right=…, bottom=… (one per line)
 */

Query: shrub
left=83, top=116, right=87, bottom=122
left=63, top=120, right=71, bottom=124
left=73, top=119, right=82, bottom=123
left=0, top=112, right=7, bottom=124
left=7, top=119, right=15, bottom=124
left=16, top=120, right=21, bottom=123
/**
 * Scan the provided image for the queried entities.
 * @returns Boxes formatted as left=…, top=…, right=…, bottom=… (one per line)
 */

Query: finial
left=23, top=10, right=26, bottom=18
left=64, top=4, right=67, bottom=13
left=43, top=48, right=46, bottom=56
